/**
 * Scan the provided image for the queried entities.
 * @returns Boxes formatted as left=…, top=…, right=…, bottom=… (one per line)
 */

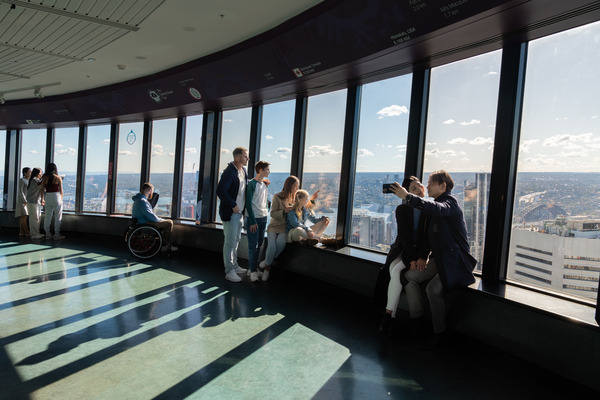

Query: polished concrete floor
left=0, top=230, right=596, bottom=400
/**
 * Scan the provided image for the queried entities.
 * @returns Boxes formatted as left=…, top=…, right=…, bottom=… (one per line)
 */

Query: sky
left=6, top=19, right=600, bottom=178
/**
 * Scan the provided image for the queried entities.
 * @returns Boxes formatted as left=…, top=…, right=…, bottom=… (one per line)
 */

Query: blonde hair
left=293, top=190, right=313, bottom=220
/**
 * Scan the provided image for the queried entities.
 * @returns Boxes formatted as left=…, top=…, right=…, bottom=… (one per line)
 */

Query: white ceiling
left=0, top=0, right=324, bottom=101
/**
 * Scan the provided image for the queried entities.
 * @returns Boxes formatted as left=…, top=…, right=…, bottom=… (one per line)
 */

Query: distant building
left=509, top=228, right=600, bottom=300
left=463, top=173, right=490, bottom=270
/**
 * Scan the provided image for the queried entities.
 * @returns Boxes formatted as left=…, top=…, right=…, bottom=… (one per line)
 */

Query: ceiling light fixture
left=0, top=94, right=5, bottom=105
left=33, top=88, right=44, bottom=99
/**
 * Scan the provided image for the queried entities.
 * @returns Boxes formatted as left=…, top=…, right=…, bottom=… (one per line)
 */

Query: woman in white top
left=26, top=168, right=44, bottom=239
left=15, top=167, right=31, bottom=237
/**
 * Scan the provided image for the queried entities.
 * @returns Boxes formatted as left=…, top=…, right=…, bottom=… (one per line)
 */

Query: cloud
left=542, top=132, right=599, bottom=150
left=425, top=148, right=439, bottom=157
left=185, top=148, right=197, bottom=154
left=153, top=144, right=164, bottom=150
left=265, top=135, right=274, bottom=140
left=306, top=144, right=342, bottom=157
left=357, top=148, right=374, bottom=157
left=223, top=119, right=234, bottom=123
left=221, top=148, right=230, bottom=154
left=460, top=119, right=481, bottom=126
left=279, top=155, right=288, bottom=159
left=377, top=105, right=409, bottom=118
left=275, top=147, right=291, bottom=153
left=169, top=152, right=175, bottom=157
left=442, top=150, right=457, bottom=156
left=102, top=139, right=110, bottom=144
left=55, top=143, right=64, bottom=148
left=485, top=71, right=499, bottom=76
left=469, top=137, right=493, bottom=145
left=29, top=150, right=38, bottom=154
left=56, top=147, right=77, bottom=156
left=448, top=137, right=468, bottom=144
left=396, top=145, right=407, bottom=150
left=152, top=150, right=164, bottom=157
left=519, top=139, right=539, bottom=153
left=442, top=119, right=455, bottom=125
left=118, top=150, right=137, bottom=156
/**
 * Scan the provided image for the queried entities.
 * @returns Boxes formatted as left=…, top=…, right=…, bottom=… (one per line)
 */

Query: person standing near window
left=217, top=147, right=249, bottom=282
left=26, top=167, right=44, bottom=239
left=245, top=161, right=271, bottom=282
left=41, top=163, right=65, bottom=240
left=16, top=167, right=31, bottom=237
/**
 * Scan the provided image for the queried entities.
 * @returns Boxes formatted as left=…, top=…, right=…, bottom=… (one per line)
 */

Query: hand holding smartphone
left=382, top=183, right=397, bottom=193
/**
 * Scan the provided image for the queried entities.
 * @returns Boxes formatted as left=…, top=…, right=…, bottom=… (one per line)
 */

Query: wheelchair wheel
left=127, top=225, right=162, bottom=259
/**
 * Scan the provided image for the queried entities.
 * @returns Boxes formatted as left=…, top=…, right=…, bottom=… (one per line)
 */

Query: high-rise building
left=463, top=173, right=491, bottom=270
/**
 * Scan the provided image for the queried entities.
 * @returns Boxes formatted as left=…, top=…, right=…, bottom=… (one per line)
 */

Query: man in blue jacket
left=391, top=170, right=476, bottom=348
left=216, top=147, right=249, bottom=282
left=132, top=182, right=177, bottom=252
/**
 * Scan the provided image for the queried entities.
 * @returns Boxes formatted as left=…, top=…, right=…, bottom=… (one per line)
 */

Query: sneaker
left=261, top=269, right=270, bottom=282
left=45, top=234, right=52, bottom=239
left=54, top=234, right=65, bottom=240
left=259, top=260, right=266, bottom=269
left=31, top=234, right=44, bottom=239
left=161, top=244, right=178, bottom=252
left=235, top=266, right=247, bottom=274
left=250, top=272, right=259, bottom=282
left=225, top=271, right=242, bottom=282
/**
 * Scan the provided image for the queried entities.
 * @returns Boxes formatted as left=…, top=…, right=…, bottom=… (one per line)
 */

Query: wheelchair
left=124, top=193, right=164, bottom=259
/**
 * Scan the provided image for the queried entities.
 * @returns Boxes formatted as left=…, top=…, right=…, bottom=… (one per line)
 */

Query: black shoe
left=379, top=313, right=392, bottom=334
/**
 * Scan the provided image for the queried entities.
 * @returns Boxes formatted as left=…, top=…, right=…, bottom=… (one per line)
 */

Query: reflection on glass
left=83, top=125, right=111, bottom=212
left=260, top=100, right=295, bottom=201
left=54, top=127, right=79, bottom=211
left=424, top=50, right=501, bottom=271
left=216, top=108, right=251, bottom=223
left=180, top=115, right=203, bottom=220
left=115, top=122, right=144, bottom=214
left=0, top=130, right=5, bottom=206
left=351, top=75, right=412, bottom=251
left=21, top=129, right=46, bottom=173
left=303, top=89, right=347, bottom=237
left=508, top=21, right=600, bottom=303
left=149, top=118, right=177, bottom=218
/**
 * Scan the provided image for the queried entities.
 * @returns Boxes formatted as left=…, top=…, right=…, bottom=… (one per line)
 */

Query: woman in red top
left=41, top=163, right=65, bottom=240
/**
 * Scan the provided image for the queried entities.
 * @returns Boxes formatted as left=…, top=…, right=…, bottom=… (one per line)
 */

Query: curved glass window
left=424, top=50, right=502, bottom=271
left=180, top=115, right=203, bottom=220
left=54, top=127, right=79, bottom=211
left=508, top=21, right=600, bottom=303
left=83, top=125, right=111, bottom=212
left=0, top=130, right=5, bottom=208
left=115, top=122, right=144, bottom=214
left=351, top=75, right=412, bottom=251
left=303, top=89, right=347, bottom=238
left=149, top=118, right=177, bottom=218
left=20, top=129, right=46, bottom=173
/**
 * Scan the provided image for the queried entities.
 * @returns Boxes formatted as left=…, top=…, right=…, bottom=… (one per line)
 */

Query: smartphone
left=382, top=183, right=396, bottom=193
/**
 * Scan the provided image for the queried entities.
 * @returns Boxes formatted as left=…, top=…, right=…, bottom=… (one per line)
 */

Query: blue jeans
left=222, top=213, right=243, bottom=273
left=245, top=216, right=267, bottom=272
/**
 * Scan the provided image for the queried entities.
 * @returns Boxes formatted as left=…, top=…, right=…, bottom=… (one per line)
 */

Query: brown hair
left=232, top=147, right=248, bottom=156
left=142, top=182, right=154, bottom=199
left=255, top=161, right=270, bottom=174
left=277, top=175, right=300, bottom=203
left=428, top=170, right=454, bottom=192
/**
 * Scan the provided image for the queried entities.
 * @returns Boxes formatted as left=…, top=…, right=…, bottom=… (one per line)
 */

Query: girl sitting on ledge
left=286, top=189, right=329, bottom=246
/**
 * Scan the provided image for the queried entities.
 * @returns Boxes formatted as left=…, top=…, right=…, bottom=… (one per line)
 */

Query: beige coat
left=15, top=178, right=29, bottom=217
left=266, top=193, right=290, bottom=233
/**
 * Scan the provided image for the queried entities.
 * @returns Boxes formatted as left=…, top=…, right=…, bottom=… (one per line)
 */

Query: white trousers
left=386, top=257, right=407, bottom=318
left=44, top=192, right=63, bottom=235
left=26, top=203, right=41, bottom=236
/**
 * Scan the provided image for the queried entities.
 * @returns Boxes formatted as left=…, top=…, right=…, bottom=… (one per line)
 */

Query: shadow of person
left=16, top=282, right=277, bottom=366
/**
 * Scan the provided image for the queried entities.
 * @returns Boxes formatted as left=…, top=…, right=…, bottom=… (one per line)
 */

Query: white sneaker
left=261, top=270, right=270, bottom=282
left=31, top=234, right=44, bottom=239
left=247, top=269, right=262, bottom=277
left=162, top=244, right=178, bottom=252
left=250, top=272, right=259, bottom=282
left=225, top=271, right=242, bottom=282
left=259, top=260, right=266, bottom=269
left=235, top=266, right=247, bottom=274
left=54, top=234, right=65, bottom=240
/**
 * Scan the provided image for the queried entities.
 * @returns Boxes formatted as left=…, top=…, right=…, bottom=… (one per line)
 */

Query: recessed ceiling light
left=87, top=58, right=95, bottom=62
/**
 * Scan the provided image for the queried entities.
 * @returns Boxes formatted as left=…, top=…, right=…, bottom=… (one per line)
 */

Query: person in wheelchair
left=132, top=182, right=177, bottom=252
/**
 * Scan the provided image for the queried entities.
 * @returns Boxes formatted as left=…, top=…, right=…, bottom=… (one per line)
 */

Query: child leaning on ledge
left=286, top=189, right=329, bottom=246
